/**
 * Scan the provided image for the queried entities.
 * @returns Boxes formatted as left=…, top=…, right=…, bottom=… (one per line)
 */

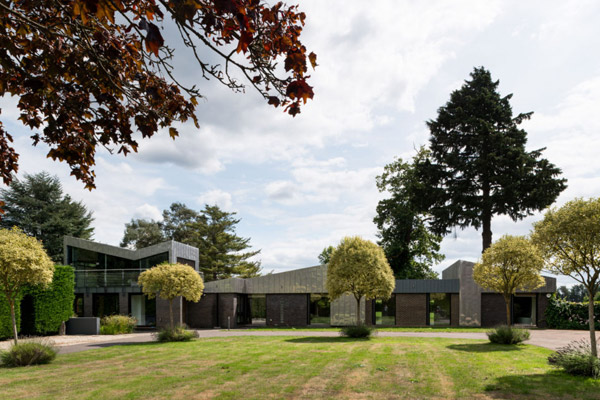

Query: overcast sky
left=2, top=0, right=599, bottom=286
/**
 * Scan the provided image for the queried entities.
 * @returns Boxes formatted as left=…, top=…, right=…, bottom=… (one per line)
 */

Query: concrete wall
left=185, top=294, right=218, bottom=329
left=396, top=294, right=427, bottom=326
left=156, top=297, right=183, bottom=328
left=266, top=294, right=308, bottom=327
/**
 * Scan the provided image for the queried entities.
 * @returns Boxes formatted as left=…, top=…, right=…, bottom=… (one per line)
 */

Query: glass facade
left=249, top=295, right=266, bottom=325
left=310, top=294, right=330, bottom=325
left=130, top=294, right=156, bottom=326
left=92, top=294, right=119, bottom=317
left=429, top=293, right=451, bottom=326
left=374, top=296, right=396, bottom=325
left=74, top=294, right=84, bottom=317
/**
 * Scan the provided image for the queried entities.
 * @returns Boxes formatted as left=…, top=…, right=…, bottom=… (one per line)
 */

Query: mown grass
left=1, top=336, right=599, bottom=399
left=238, top=326, right=492, bottom=333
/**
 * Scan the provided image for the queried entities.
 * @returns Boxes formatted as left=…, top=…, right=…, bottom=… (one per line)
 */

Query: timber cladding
left=266, top=294, right=308, bottom=327
left=396, top=294, right=427, bottom=326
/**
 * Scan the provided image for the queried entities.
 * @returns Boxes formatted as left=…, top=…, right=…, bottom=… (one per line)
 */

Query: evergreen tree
left=0, top=172, right=94, bottom=262
left=121, top=203, right=261, bottom=280
left=417, top=67, right=566, bottom=251
left=375, top=150, right=443, bottom=279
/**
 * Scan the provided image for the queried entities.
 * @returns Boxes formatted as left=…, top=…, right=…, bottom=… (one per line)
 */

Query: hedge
left=545, top=296, right=600, bottom=330
left=0, top=265, right=74, bottom=339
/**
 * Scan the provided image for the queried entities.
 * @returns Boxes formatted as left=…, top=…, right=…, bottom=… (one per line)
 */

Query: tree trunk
left=9, top=297, right=18, bottom=345
left=169, top=298, right=174, bottom=330
left=504, top=295, right=511, bottom=326
left=587, top=288, right=597, bottom=357
left=355, top=296, right=361, bottom=326
left=481, top=184, right=492, bottom=252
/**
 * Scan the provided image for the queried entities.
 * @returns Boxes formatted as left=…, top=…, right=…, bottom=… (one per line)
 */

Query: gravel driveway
left=1, top=329, right=596, bottom=354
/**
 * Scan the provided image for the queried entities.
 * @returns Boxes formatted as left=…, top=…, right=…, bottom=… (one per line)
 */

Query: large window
left=130, top=294, right=156, bottom=326
left=140, top=253, right=169, bottom=269
left=310, top=294, right=330, bottom=325
left=249, top=295, right=266, bottom=325
left=70, top=247, right=102, bottom=270
left=374, top=296, right=396, bottom=325
left=92, top=294, right=119, bottom=317
left=429, top=293, right=450, bottom=326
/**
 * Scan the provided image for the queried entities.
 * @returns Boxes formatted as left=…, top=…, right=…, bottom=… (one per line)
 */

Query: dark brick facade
left=156, top=297, right=183, bottom=328
left=185, top=294, right=218, bottom=328
left=396, top=294, right=427, bottom=326
left=537, top=293, right=550, bottom=329
left=365, top=299, right=374, bottom=326
left=217, top=294, right=238, bottom=329
left=450, top=294, right=459, bottom=327
left=481, top=294, right=507, bottom=327
left=83, top=293, right=93, bottom=317
left=266, top=294, right=308, bottom=327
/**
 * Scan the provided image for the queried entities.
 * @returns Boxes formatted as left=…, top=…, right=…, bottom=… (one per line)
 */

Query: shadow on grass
left=482, top=370, right=600, bottom=399
left=58, top=339, right=163, bottom=354
left=285, top=337, right=372, bottom=344
left=446, top=343, right=524, bottom=353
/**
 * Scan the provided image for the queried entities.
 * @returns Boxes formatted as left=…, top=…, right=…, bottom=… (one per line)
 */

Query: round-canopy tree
left=326, top=237, right=395, bottom=326
left=473, top=235, right=545, bottom=326
left=138, top=262, right=204, bottom=329
left=0, top=227, right=54, bottom=345
left=532, top=197, right=600, bottom=357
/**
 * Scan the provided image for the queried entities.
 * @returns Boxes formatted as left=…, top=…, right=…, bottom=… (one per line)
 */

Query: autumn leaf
left=308, top=52, right=317, bottom=69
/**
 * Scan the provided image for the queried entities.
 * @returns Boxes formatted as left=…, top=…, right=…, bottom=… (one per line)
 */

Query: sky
left=1, top=0, right=600, bottom=287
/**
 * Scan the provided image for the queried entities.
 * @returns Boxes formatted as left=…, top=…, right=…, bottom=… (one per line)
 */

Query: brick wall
left=119, top=293, right=128, bottom=315
left=365, top=299, right=374, bottom=326
left=396, top=294, right=427, bottom=326
left=481, top=293, right=506, bottom=327
left=156, top=297, right=183, bottom=328
left=217, top=294, right=238, bottom=329
left=537, top=293, right=550, bottom=329
left=185, top=294, right=217, bottom=329
left=450, top=294, right=459, bottom=327
left=266, top=294, right=308, bottom=327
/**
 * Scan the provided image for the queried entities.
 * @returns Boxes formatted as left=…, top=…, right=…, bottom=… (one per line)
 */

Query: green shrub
left=100, top=315, right=137, bottom=335
left=545, top=296, right=600, bottom=330
left=155, top=326, right=198, bottom=342
left=487, top=325, right=530, bottom=344
left=340, top=325, right=375, bottom=339
left=548, top=340, right=600, bottom=378
left=0, top=340, right=57, bottom=367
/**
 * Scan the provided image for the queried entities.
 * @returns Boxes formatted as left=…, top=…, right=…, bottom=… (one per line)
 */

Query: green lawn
left=238, top=326, right=492, bottom=332
left=1, top=336, right=599, bottom=399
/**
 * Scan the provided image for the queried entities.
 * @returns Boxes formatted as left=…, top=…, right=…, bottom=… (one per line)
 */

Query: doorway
left=513, top=295, right=536, bottom=325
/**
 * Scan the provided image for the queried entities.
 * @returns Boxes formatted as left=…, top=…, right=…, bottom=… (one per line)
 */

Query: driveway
left=1, top=329, right=595, bottom=354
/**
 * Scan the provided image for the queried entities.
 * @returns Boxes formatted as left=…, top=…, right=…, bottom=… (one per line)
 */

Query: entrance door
left=513, top=296, right=536, bottom=325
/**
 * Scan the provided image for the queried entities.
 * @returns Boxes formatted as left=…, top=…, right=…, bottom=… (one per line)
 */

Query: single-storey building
left=65, top=237, right=556, bottom=329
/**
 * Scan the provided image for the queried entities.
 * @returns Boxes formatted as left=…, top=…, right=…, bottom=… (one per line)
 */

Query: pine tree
left=0, top=172, right=94, bottom=262
left=417, top=67, right=566, bottom=251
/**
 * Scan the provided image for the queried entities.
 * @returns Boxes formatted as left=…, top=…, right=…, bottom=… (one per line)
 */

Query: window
left=71, top=247, right=103, bottom=270
left=309, top=294, right=330, bottom=325
left=140, top=252, right=169, bottom=269
left=130, top=294, right=156, bottom=326
left=92, top=294, right=119, bottom=317
left=74, top=294, right=84, bottom=317
left=374, top=296, right=396, bottom=325
left=249, top=295, right=266, bottom=325
left=429, top=293, right=450, bottom=326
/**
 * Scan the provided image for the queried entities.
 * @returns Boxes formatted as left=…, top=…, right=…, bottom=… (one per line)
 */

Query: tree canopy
left=0, top=227, right=54, bottom=344
left=326, top=236, right=395, bottom=325
left=0, top=171, right=94, bottom=262
left=532, top=197, right=600, bottom=357
left=318, top=246, right=334, bottom=265
left=122, top=202, right=261, bottom=280
left=375, top=149, right=444, bottom=279
left=473, top=235, right=545, bottom=326
left=0, top=0, right=316, bottom=193
left=138, top=262, right=204, bottom=329
left=416, top=67, right=566, bottom=252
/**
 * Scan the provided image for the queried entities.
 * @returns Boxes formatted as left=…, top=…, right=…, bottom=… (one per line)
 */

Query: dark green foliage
left=0, top=292, right=21, bottom=340
left=0, top=341, right=57, bottom=367
left=548, top=340, right=600, bottom=378
left=155, top=326, right=198, bottom=342
left=100, top=315, right=136, bottom=335
left=545, top=297, right=600, bottom=330
left=0, top=172, right=94, bottom=262
left=375, top=150, right=443, bottom=279
left=340, top=325, right=375, bottom=339
left=318, top=246, right=335, bottom=265
left=121, top=203, right=261, bottom=281
left=416, top=67, right=566, bottom=251
left=557, top=284, right=587, bottom=303
left=486, top=325, right=530, bottom=344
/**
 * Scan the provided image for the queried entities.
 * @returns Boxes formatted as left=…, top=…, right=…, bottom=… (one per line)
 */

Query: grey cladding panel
left=393, top=279, right=459, bottom=293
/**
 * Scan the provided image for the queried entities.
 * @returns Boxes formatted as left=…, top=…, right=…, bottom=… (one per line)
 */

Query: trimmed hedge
left=545, top=296, right=600, bottom=330
left=0, top=265, right=74, bottom=339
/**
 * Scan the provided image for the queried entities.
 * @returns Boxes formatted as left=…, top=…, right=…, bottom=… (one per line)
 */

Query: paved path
left=1, top=329, right=595, bottom=354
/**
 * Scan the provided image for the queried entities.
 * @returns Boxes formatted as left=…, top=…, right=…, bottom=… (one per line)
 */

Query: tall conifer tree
left=416, top=67, right=566, bottom=251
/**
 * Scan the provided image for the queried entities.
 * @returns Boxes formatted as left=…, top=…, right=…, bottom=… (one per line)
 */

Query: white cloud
left=197, top=189, right=233, bottom=210
left=133, top=204, right=163, bottom=221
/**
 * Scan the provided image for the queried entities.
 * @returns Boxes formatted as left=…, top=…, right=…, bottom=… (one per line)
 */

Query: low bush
left=155, top=326, right=198, bottom=342
left=487, top=325, right=530, bottom=344
left=548, top=339, right=600, bottom=378
left=100, top=315, right=137, bottom=335
left=0, top=340, right=57, bottom=367
left=340, top=325, right=375, bottom=339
